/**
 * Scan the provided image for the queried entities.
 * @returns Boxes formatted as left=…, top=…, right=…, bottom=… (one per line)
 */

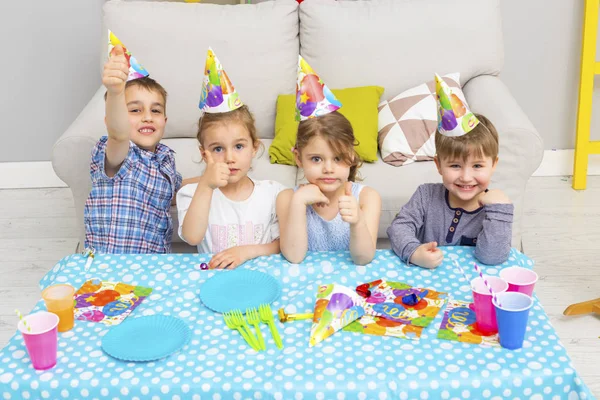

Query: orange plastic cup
left=41, top=284, right=75, bottom=332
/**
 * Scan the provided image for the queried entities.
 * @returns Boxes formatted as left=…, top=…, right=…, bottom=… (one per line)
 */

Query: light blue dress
left=299, top=182, right=364, bottom=251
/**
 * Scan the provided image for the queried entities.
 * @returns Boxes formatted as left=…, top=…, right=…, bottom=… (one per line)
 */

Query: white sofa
left=52, top=0, right=543, bottom=252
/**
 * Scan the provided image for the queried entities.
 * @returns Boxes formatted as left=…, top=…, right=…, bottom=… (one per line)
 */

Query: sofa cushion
left=299, top=0, right=503, bottom=102
left=250, top=139, right=299, bottom=188
left=269, top=86, right=384, bottom=165
left=378, top=73, right=466, bottom=166
left=358, top=159, right=443, bottom=238
left=104, top=0, right=299, bottom=140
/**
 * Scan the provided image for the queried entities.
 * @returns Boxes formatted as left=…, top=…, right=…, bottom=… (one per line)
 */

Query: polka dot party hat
left=435, top=73, right=479, bottom=137
left=108, top=30, right=149, bottom=82
left=295, top=56, right=342, bottom=122
left=198, top=47, right=243, bottom=114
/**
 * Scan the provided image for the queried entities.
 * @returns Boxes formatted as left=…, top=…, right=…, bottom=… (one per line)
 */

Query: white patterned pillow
left=378, top=73, right=467, bottom=166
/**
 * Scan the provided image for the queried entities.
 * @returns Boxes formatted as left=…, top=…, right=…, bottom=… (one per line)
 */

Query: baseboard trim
left=0, top=150, right=598, bottom=189
left=0, top=161, right=67, bottom=189
left=532, top=149, right=600, bottom=177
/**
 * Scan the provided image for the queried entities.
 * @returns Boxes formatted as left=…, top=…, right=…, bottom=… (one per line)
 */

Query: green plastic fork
left=246, top=307, right=266, bottom=350
left=259, top=303, right=283, bottom=349
left=231, top=310, right=260, bottom=351
left=223, top=312, right=259, bottom=351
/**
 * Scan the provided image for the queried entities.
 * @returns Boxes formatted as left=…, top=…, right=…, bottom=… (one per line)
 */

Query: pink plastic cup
left=18, top=311, right=59, bottom=370
left=471, top=276, right=508, bottom=335
left=499, top=267, right=538, bottom=297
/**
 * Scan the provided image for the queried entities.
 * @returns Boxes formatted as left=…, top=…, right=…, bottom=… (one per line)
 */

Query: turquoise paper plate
left=200, top=269, right=281, bottom=313
left=102, top=316, right=191, bottom=362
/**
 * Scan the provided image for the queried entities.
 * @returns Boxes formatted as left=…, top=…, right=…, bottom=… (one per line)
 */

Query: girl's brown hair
left=435, top=114, right=499, bottom=162
left=197, top=105, right=262, bottom=152
left=295, top=111, right=362, bottom=181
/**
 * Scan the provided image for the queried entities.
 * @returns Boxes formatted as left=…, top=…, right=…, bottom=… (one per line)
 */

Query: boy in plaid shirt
left=84, top=44, right=182, bottom=253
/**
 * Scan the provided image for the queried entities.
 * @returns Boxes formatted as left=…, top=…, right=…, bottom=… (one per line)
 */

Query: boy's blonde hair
left=295, top=111, right=362, bottom=182
left=104, top=76, right=168, bottom=112
left=197, top=105, right=262, bottom=152
left=435, top=114, right=499, bottom=162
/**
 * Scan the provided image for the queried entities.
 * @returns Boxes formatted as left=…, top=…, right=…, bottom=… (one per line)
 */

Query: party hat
left=309, top=284, right=366, bottom=346
left=435, top=73, right=479, bottom=137
left=295, top=56, right=342, bottom=122
left=198, top=47, right=243, bottom=113
left=108, top=31, right=149, bottom=81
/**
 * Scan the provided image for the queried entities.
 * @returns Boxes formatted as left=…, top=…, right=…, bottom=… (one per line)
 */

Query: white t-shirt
left=176, top=179, right=286, bottom=254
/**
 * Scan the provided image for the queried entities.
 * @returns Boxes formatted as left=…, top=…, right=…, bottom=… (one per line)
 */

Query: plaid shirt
left=84, top=136, right=182, bottom=254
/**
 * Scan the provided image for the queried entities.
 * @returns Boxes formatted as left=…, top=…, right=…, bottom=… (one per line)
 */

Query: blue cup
left=493, top=292, right=533, bottom=350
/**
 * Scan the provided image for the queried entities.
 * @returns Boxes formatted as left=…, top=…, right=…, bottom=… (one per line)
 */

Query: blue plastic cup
left=493, top=292, right=533, bottom=350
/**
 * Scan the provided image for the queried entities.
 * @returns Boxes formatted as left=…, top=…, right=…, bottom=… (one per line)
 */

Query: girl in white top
left=177, top=104, right=285, bottom=269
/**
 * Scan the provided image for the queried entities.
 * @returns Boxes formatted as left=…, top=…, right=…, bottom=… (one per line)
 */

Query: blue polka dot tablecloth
left=0, top=247, right=594, bottom=400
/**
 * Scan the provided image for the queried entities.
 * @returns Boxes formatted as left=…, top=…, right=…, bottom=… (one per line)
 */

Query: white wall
left=501, top=0, right=600, bottom=150
left=0, top=0, right=596, bottom=163
left=0, top=1, right=104, bottom=162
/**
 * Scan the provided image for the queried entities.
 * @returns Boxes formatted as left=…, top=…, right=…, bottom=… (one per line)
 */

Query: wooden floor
left=1, top=176, right=599, bottom=396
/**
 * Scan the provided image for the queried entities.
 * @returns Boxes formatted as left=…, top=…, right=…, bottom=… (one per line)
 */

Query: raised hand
left=200, top=150, right=230, bottom=190
left=410, top=241, right=444, bottom=269
left=339, top=182, right=360, bottom=224
left=102, top=45, right=129, bottom=95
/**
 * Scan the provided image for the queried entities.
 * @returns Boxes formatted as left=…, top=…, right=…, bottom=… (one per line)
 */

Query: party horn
left=277, top=308, right=314, bottom=323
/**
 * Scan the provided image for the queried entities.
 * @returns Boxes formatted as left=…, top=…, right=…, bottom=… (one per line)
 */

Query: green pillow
left=269, top=86, right=384, bottom=165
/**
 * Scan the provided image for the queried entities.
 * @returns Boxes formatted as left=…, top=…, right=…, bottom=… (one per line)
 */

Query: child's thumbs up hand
left=204, top=149, right=214, bottom=165
left=110, top=44, right=126, bottom=58
left=345, top=181, right=352, bottom=196
left=410, top=242, right=444, bottom=269
left=103, top=45, right=129, bottom=95
left=200, top=150, right=230, bottom=190
left=339, top=182, right=360, bottom=225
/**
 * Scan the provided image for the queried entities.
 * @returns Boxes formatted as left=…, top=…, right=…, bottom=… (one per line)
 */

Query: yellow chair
left=573, top=0, right=600, bottom=189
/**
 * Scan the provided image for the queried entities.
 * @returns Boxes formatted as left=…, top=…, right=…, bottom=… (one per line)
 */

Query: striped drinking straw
left=452, top=260, right=471, bottom=283
left=15, top=309, right=30, bottom=332
left=473, top=263, right=502, bottom=307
